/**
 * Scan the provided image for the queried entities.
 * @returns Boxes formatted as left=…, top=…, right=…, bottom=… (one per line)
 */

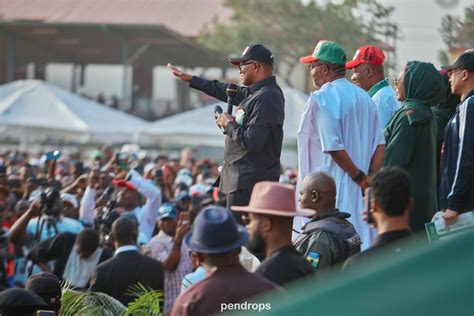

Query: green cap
left=300, top=40, right=347, bottom=65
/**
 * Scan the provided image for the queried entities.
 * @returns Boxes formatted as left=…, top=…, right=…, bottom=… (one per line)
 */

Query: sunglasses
left=308, top=63, right=326, bottom=71
left=239, top=61, right=256, bottom=71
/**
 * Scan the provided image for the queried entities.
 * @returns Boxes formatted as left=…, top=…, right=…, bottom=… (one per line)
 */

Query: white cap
left=61, top=193, right=78, bottom=209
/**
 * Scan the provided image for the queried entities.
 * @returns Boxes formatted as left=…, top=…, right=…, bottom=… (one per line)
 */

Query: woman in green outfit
left=383, top=61, right=446, bottom=232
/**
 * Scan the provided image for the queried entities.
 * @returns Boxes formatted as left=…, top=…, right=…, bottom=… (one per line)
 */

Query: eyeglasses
left=241, top=214, right=251, bottom=225
left=239, top=61, right=256, bottom=71
left=308, top=63, right=325, bottom=71
left=394, top=77, right=402, bottom=86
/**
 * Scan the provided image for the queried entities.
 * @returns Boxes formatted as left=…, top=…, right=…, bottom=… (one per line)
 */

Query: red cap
left=345, top=45, right=385, bottom=69
left=112, top=179, right=137, bottom=191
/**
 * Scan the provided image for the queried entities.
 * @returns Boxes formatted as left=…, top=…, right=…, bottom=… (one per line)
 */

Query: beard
left=245, top=231, right=267, bottom=261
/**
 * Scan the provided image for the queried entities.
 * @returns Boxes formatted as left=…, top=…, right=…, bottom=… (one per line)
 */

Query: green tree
left=198, top=0, right=398, bottom=87
left=439, top=5, right=474, bottom=63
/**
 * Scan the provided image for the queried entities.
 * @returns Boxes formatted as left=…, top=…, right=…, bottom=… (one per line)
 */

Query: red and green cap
left=346, top=45, right=385, bottom=69
left=300, top=40, right=347, bottom=65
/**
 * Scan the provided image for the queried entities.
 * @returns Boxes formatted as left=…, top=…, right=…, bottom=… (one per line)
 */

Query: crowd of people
left=0, top=41, right=472, bottom=316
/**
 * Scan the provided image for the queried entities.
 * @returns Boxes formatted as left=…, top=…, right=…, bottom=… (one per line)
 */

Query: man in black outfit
left=233, top=182, right=315, bottom=287
left=294, top=172, right=360, bottom=271
left=89, top=217, right=164, bottom=305
left=168, top=44, right=285, bottom=216
left=343, top=167, right=413, bottom=269
left=27, top=229, right=112, bottom=289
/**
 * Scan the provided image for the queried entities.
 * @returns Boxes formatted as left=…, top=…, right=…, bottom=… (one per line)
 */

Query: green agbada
left=383, top=61, right=445, bottom=231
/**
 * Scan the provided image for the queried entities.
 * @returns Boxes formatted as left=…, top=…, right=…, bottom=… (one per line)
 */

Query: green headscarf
left=402, top=61, right=446, bottom=107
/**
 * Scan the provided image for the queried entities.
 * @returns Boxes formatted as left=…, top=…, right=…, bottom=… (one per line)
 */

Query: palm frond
left=59, top=281, right=126, bottom=316
left=125, top=283, right=164, bottom=316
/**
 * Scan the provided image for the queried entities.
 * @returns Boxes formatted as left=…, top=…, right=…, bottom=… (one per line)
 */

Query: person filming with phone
left=343, top=167, right=413, bottom=269
left=146, top=203, right=192, bottom=313
left=167, top=44, right=285, bottom=218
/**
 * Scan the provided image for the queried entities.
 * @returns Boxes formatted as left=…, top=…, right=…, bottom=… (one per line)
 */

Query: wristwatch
left=352, top=169, right=366, bottom=183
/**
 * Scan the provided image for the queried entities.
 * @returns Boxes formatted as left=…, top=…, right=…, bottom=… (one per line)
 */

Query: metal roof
left=0, top=21, right=229, bottom=68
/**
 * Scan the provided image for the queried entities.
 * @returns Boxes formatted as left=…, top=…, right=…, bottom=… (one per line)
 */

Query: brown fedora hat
left=232, top=181, right=315, bottom=217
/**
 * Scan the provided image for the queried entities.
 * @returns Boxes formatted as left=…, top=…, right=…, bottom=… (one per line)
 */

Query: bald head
left=299, top=172, right=336, bottom=211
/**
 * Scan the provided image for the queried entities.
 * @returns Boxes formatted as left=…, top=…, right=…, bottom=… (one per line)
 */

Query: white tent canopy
left=0, top=80, right=148, bottom=144
left=138, top=87, right=309, bottom=148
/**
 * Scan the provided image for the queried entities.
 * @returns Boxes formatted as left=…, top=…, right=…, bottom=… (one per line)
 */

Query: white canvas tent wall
left=0, top=80, right=148, bottom=145
left=139, top=87, right=308, bottom=148
left=138, top=87, right=308, bottom=167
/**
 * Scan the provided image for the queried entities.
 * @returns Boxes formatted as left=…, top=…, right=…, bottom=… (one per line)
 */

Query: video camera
left=39, top=187, right=62, bottom=217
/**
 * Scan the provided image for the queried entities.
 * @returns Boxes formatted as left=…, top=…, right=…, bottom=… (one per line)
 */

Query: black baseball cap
left=441, top=50, right=474, bottom=72
left=0, top=288, right=48, bottom=316
left=26, top=272, right=62, bottom=308
left=228, top=44, right=274, bottom=68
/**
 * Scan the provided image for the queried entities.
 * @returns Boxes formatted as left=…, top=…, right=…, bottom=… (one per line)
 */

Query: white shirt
left=114, top=244, right=138, bottom=255
left=63, top=246, right=103, bottom=288
left=80, top=169, right=162, bottom=243
left=371, top=84, right=399, bottom=128
left=296, top=78, right=385, bottom=250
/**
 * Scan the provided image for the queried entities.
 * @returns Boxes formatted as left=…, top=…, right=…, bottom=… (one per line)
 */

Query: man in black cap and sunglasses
left=439, top=50, right=474, bottom=224
left=167, top=44, right=285, bottom=220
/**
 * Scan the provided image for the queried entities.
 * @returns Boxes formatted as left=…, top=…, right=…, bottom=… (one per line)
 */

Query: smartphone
left=155, top=169, right=163, bottom=178
left=45, top=150, right=62, bottom=161
left=36, top=311, right=56, bottom=316
left=179, top=211, right=191, bottom=225
left=115, top=153, right=128, bottom=171
left=365, top=187, right=375, bottom=225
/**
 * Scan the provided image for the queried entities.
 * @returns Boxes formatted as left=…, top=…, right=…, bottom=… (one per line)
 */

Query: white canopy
left=138, top=87, right=309, bottom=148
left=0, top=80, right=148, bottom=144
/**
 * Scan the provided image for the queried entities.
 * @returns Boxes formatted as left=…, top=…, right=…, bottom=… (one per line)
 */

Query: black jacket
left=190, top=76, right=285, bottom=193
left=294, top=211, right=360, bottom=270
left=342, top=229, right=412, bottom=269
left=439, top=91, right=474, bottom=212
left=89, top=250, right=164, bottom=306
left=27, top=232, right=112, bottom=284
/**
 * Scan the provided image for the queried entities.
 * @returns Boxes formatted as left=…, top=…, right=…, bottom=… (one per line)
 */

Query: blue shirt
left=27, top=216, right=83, bottom=241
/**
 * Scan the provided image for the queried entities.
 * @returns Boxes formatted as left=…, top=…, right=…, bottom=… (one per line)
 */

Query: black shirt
left=256, top=245, right=314, bottom=287
left=343, top=229, right=412, bottom=269
left=190, top=76, right=284, bottom=193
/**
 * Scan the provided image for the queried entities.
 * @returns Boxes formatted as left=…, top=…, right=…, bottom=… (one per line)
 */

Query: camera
left=39, top=188, right=62, bottom=217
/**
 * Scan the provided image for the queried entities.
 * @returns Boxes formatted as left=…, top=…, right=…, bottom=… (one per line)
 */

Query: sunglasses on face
left=308, top=63, right=325, bottom=71
left=239, top=61, right=256, bottom=71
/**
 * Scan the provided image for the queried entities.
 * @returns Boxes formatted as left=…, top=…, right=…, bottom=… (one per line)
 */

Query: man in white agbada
left=346, top=45, right=399, bottom=128
left=296, top=40, right=385, bottom=250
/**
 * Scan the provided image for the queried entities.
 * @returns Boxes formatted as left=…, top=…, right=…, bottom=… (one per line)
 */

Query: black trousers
left=226, top=188, right=252, bottom=225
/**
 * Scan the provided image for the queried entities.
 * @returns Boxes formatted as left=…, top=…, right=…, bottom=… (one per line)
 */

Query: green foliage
left=198, top=0, right=398, bottom=86
left=60, top=289, right=127, bottom=316
left=439, top=5, right=474, bottom=62
left=59, top=281, right=164, bottom=315
left=125, top=283, right=164, bottom=316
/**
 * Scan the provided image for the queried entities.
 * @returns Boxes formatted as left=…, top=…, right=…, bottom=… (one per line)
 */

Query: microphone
left=226, top=83, right=238, bottom=115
